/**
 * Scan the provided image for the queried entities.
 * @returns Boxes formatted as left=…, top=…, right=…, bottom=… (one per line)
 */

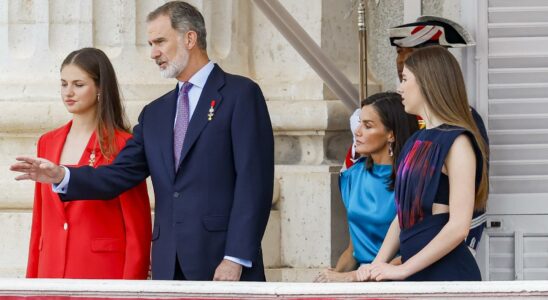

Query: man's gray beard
left=159, top=61, right=183, bottom=78
left=159, top=49, right=188, bottom=79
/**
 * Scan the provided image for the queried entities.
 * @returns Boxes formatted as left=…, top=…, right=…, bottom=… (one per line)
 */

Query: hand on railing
left=314, top=268, right=357, bottom=282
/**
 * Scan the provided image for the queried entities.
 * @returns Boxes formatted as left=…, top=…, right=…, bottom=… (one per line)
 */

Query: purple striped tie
left=174, top=82, right=193, bottom=170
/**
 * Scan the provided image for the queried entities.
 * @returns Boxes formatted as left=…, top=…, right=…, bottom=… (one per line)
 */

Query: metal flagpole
left=358, top=0, right=368, bottom=107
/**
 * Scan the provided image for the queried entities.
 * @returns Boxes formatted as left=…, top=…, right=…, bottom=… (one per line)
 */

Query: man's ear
left=185, top=31, right=198, bottom=49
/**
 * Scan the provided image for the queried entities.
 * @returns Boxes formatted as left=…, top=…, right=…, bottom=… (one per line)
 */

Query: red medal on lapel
left=208, top=100, right=216, bottom=121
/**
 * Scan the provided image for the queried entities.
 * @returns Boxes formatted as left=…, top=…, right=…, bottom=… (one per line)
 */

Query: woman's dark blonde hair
left=404, top=45, right=489, bottom=210
left=61, top=48, right=130, bottom=161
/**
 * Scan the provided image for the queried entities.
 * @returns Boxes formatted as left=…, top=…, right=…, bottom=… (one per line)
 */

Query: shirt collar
left=178, top=61, right=214, bottom=90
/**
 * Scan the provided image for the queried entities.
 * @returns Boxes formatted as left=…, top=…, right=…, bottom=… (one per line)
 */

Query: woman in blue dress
left=357, top=46, right=489, bottom=281
left=315, top=92, right=419, bottom=282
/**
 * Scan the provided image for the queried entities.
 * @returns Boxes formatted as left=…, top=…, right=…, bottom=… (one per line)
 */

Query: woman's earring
left=388, top=142, right=394, bottom=157
left=97, top=93, right=100, bottom=102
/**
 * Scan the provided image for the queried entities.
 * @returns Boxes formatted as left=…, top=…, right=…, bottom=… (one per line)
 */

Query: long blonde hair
left=404, top=45, right=489, bottom=210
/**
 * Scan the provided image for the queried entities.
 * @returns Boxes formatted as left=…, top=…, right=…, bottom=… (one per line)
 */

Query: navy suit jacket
left=61, top=64, right=274, bottom=281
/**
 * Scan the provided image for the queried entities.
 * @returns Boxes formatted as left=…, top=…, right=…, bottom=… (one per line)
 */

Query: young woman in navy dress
left=356, top=46, right=489, bottom=281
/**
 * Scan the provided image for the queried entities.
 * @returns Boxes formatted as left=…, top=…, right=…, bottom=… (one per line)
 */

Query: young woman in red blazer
left=26, top=48, right=151, bottom=279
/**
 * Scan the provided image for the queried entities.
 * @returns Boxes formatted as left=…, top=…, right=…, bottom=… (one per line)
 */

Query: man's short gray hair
left=147, top=1, right=207, bottom=50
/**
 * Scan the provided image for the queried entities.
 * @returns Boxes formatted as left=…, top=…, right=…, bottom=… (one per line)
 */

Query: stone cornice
left=0, top=99, right=350, bottom=134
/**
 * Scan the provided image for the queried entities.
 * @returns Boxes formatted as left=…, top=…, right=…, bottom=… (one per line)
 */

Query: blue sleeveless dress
left=395, top=124, right=483, bottom=281
left=339, top=158, right=396, bottom=264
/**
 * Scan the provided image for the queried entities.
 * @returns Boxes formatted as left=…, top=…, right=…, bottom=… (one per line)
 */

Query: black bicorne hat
left=389, top=15, right=475, bottom=48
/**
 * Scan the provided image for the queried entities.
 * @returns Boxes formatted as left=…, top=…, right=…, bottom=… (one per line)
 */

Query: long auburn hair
left=362, top=92, right=419, bottom=190
left=61, top=48, right=130, bottom=161
left=404, top=45, right=489, bottom=210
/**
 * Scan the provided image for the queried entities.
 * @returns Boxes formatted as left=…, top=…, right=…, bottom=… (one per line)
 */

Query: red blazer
left=26, top=121, right=152, bottom=279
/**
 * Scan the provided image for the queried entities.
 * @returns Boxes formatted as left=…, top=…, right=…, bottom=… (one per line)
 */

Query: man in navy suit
left=12, top=1, right=274, bottom=281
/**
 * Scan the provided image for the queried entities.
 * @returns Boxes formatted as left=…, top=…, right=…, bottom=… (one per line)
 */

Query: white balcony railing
left=0, top=279, right=547, bottom=299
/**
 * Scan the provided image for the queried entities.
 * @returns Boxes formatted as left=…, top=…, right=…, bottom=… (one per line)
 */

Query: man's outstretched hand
left=10, top=157, right=65, bottom=184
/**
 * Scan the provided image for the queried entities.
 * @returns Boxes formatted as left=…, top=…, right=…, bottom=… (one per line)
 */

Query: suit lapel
left=50, top=122, right=72, bottom=217
left=176, top=65, right=225, bottom=172
left=160, top=85, right=179, bottom=183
